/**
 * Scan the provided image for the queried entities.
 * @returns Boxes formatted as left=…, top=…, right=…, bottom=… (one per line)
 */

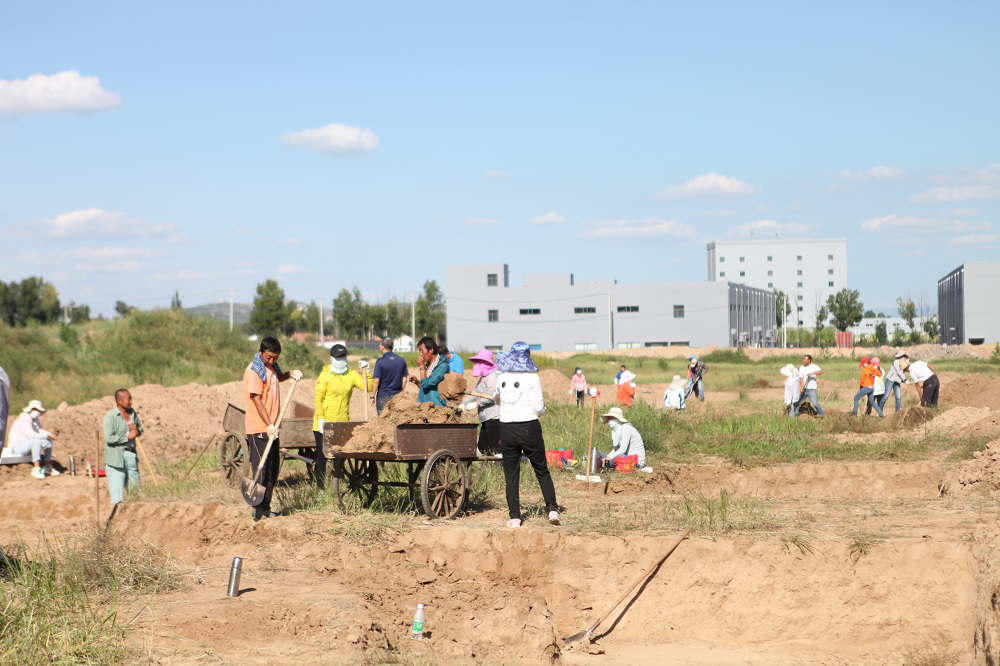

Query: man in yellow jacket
left=312, top=344, right=372, bottom=487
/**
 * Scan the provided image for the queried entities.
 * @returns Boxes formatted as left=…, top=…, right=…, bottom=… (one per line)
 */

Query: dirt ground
left=5, top=368, right=1000, bottom=664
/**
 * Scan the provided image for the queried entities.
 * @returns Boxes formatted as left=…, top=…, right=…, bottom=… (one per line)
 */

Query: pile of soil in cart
left=338, top=396, right=462, bottom=453
left=438, top=373, right=468, bottom=401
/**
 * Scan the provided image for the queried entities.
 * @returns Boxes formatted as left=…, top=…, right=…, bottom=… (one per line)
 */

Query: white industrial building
left=938, top=262, right=1000, bottom=345
left=445, top=264, right=776, bottom=353
left=849, top=316, right=913, bottom=340
left=706, top=238, right=848, bottom=328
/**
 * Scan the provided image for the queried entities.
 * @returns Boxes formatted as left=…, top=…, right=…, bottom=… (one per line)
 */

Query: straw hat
left=779, top=364, right=798, bottom=377
left=599, top=406, right=629, bottom=424
left=22, top=399, right=46, bottom=413
left=895, top=350, right=909, bottom=359
left=668, top=374, right=686, bottom=390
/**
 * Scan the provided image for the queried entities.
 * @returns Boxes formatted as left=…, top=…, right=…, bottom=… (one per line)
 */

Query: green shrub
left=701, top=348, right=751, bottom=364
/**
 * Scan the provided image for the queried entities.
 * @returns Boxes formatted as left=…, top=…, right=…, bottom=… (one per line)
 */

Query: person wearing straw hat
left=850, top=356, right=884, bottom=417
left=662, top=375, right=686, bottom=411
left=902, top=356, right=940, bottom=407
left=617, top=370, right=636, bottom=407
left=7, top=399, right=59, bottom=478
left=461, top=349, right=502, bottom=457
left=494, top=341, right=560, bottom=528
left=879, top=350, right=909, bottom=413
left=592, top=406, right=647, bottom=471
left=780, top=364, right=801, bottom=418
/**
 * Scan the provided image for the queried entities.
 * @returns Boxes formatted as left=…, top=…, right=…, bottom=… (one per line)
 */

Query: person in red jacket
left=850, top=356, right=884, bottom=417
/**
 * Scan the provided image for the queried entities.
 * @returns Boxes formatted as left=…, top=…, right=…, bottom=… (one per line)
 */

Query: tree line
left=0, top=276, right=89, bottom=326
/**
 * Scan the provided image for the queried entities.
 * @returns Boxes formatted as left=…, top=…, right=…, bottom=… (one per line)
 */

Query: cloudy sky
left=1, top=2, right=998, bottom=315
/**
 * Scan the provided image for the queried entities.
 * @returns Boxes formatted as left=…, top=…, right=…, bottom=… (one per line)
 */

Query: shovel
left=562, top=530, right=689, bottom=645
left=241, top=378, right=298, bottom=506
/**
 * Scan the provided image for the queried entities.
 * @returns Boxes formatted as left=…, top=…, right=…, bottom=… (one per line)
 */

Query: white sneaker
left=506, top=518, right=522, bottom=528
left=46, top=467, right=61, bottom=476
left=548, top=510, right=562, bottom=526
left=31, top=467, right=45, bottom=479
left=641, top=466, right=653, bottom=473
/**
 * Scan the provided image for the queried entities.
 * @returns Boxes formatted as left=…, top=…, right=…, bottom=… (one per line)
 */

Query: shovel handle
left=250, top=378, right=299, bottom=485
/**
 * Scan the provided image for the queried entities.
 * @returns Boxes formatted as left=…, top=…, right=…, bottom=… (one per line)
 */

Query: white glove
left=267, top=423, right=278, bottom=440
left=290, top=369, right=303, bottom=381
left=630, top=382, right=636, bottom=388
left=358, top=360, right=370, bottom=370
left=318, top=419, right=326, bottom=430
left=464, top=402, right=478, bottom=411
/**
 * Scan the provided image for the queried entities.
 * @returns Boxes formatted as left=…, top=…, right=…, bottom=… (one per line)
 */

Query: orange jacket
left=617, top=382, right=635, bottom=406
left=859, top=366, right=882, bottom=388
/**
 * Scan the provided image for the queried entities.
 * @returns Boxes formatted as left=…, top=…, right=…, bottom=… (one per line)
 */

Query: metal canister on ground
left=70, top=456, right=76, bottom=476
left=226, top=557, right=244, bottom=598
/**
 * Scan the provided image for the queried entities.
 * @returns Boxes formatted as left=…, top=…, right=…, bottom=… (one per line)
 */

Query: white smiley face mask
left=499, top=376, right=526, bottom=405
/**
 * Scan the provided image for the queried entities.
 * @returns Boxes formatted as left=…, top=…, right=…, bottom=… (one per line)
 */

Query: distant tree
left=877, top=312, right=886, bottom=318
left=65, top=301, right=90, bottom=323
left=0, top=277, right=61, bottom=326
left=890, top=327, right=906, bottom=347
left=250, top=279, right=291, bottom=336
left=287, top=302, right=306, bottom=334
left=863, top=309, right=876, bottom=319
left=304, top=302, right=321, bottom=333
left=385, top=297, right=407, bottom=337
left=922, top=315, right=939, bottom=343
left=874, top=320, right=888, bottom=345
left=170, top=290, right=182, bottom=310
left=896, top=295, right=917, bottom=331
left=813, top=304, right=829, bottom=345
left=773, top=289, right=792, bottom=329
left=114, top=300, right=135, bottom=318
left=826, top=289, right=864, bottom=332
left=333, top=287, right=366, bottom=339
left=415, top=280, right=446, bottom=341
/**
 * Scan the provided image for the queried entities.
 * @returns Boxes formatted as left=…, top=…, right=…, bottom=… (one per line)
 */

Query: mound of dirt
left=339, top=396, right=460, bottom=453
left=942, top=374, right=1000, bottom=410
left=922, top=406, right=994, bottom=436
left=438, top=373, right=468, bottom=400
left=941, top=438, right=1000, bottom=495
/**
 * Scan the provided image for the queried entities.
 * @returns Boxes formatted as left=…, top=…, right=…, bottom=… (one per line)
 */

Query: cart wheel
left=334, top=458, right=378, bottom=513
left=421, top=449, right=467, bottom=520
left=220, top=432, right=247, bottom=485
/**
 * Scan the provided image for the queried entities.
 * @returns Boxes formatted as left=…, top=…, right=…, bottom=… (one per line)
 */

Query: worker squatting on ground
left=244, top=337, right=302, bottom=522
left=903, top=356, right=940, bottom=407
left=796, top=354, right=825, bottom=418
left=408, top=336, right=447, bottom=406
left=103, top=389, right=143, bottom=502
left=663, top=375, right=686, bottom=411
left=591, top=406, right=649, bottom=472
left=780, top=364, right=801, bottom=418
left=495, top=341, right=561, bottom=529
left=461, top=349, right=502, bottom=457
left=312, top=343, right=372, bottom=488
left=570, top=367, right=587, bottom=407
left=8, top=400, right=60, bottom=478
left=851, top=356, right=885, bottom=418
left=616, top=370, right=636, bottom=407
left=371, top=336, right=408, bottom=415
left=685, top=354, right=707, bottom=401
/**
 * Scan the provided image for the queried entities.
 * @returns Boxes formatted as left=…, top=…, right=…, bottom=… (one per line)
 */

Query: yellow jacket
left=313, top=366, right=372, bottom=430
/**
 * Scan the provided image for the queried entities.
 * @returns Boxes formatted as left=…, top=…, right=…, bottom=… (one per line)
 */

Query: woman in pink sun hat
left=460, top=349, right=502, bottom=457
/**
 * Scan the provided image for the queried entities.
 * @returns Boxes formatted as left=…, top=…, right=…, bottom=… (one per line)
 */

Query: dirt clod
left=438, top=373, right=468, bottom=400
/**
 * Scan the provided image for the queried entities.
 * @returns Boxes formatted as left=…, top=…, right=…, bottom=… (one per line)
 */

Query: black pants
left=499, top=420, right=558, bottom=520
left=478, top=418, right=501, bottom=455
left=575, top=390, right=585, bottom=407
left=247, top=433, right=281, bottom=512
left=311, top=430, right=327, bottom=489
left=921, top=375, right=940, bottom=407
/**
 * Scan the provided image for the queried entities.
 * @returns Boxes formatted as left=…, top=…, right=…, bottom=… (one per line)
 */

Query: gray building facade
left=938, top=262, right=1000, bottom=345
left=446, top=264, right=776, bottom=352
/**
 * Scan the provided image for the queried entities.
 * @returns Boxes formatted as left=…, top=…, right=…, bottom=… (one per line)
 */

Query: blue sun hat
left=497, top=341, right=539, bottom=372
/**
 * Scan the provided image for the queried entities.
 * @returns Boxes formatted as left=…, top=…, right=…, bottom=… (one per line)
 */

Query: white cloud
left=950, top=234, right=997, bottom=245
left=460, top=217, right=500, bottom=227
left=579, top=218, right=696, bottom=239
left=74, top=260, right=145, bottom=273
left=860, top=213, right=988, bottom=234
left=909, top=185, right=999, bottom=203
left=654, top=173, right=757, bottom=200
left=952, top=208, right=978, bottom=217
left=150, top=269, right=251, bottom=281
left=280, top=123, right=379, bottom=155
left=727, top=219, right=811, bottom=238
left=0, top=71, right=121, bottom=115
left=37, top=209, right=175, bottom=238
left=62, top=246, right=160, bottom=260
left=486, top=170, right=511, bottom=179
left=838, top=165, right=905, bottom=182
left=903, top=249, right=928, bottom=257
left=276, top=263, right=312, bottom=275
left=528, top=211, right=567, bottom=226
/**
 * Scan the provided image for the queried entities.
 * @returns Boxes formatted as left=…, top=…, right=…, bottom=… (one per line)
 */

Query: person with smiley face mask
left=494, top=341, right=560, bottom=528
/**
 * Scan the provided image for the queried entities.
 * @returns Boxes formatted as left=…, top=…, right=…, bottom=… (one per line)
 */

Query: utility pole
left=229, top=289, right=234, bottom=332
left=782, top=293, right=787, bottom=349
left=411, top=289, right=416, bottom=343
left=319, top=299, right=324, bottom=343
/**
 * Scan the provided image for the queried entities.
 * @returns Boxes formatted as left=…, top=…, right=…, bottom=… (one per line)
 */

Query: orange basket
left=614, top=455, right=639, bottom=473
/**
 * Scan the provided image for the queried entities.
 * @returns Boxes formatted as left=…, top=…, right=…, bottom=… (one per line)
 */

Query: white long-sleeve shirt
left=7, top=411, right=52, bottom=447
left=496, top=371, right=545, bottom=423
left=605, top=423, right=646, bottom=467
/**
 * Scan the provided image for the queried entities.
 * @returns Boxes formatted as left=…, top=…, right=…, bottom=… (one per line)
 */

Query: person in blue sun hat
left=495, top=341, right=561, bottom=528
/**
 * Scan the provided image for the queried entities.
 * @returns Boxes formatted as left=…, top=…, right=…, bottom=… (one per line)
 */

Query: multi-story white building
left=938, top=262, right=1000, bottom=345
left=445, top=264, right=776, bottom=353
left=707, top=238, right=848, bottom=329
left=849, top=316, right=913, bottom=340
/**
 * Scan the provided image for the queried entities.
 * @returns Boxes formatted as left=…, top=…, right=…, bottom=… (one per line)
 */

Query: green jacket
left=103, top=408, right=144, bottom=468
left=417, top=357, right=448, bottom=406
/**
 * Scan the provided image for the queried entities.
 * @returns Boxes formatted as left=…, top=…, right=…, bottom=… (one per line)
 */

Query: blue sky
left=1, top=1, right=998, bottom=316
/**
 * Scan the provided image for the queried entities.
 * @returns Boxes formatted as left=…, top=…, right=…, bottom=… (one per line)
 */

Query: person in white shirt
left=494, top=341, right=560, bottom=529
left=6, top=400, right=60, bottom=479
left=592, top=407, right=647, bottom=470
left=662, top=375, right=686, bottom=411
left=780, top=364, right=801, bottom=418
left=879, top=350, right=909, bottom=413
left=903, top=358, right=939, bottom=407
left=795, top=354, right=825, bottom=418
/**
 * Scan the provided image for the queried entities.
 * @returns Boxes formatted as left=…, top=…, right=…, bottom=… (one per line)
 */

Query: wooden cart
left=324, top=421, right=488, bottom=520
left=219, top=402, right=319, bottom=484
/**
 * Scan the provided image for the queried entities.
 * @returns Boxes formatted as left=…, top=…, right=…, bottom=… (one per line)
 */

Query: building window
left=798, top=320, right=804, bottom=325
left=798, top=307, right=803, bottom=312
left=719, top=257, right=725, bottom=263
left=673, top=305, right=685, bottom=318
left=767, top=282, right=773, bottom=288
left=828, top=254, right=834, bottom=260
left=574, top=306, right=596, bottom=314
left=828, top=281, right=834, bottom=287
left=739, top=256, right=745, bottom=262
left=488, top=309, right=498, bottom=322
left=797, top=295, right=803, bottom=301
left=519, top=308, right=540, bottom=315
left=797, top=282, right=803, bottom=288
left=767, top=270, right=773, bottom=276
left=487, top=273, right=498, bottom=287
left=739, top=271, right=745, bottom=277
left=797, top=255, right=802, bottom=260
left=617, top=342, right=641, bottom=349
left=719, top=271, right=726, bottom=277
left=617, top=306, right=639, bottom=313
left=575, top=342, right=597, bottom=351
left=767, top=255, right=773, bottom=261
left=828, top=269, right=834, bottom=275
left=529, top=344, right=542, bottom=351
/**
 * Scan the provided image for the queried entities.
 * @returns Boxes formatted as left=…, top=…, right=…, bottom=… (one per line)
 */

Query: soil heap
left=941, top=438, right=1000, bottom=495
left=942, top=374, right=1000, bottom=410
left=337, top=395, right=462, bottom=454
left=438, top=373, right=468, bottom=401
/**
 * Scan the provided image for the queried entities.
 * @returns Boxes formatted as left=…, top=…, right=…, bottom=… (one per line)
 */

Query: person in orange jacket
left=850, top=356, right=884, bottom=417
left=617, top=370, right=636, bottom=407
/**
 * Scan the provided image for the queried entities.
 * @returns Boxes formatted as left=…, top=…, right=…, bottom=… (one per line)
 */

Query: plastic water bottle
left=410, top=604, right=425, bottom=640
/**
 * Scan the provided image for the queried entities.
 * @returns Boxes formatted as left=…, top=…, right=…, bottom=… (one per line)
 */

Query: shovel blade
left=561, top=630, right=591, bottom=646
left=241, top=476, right=266, bottom=507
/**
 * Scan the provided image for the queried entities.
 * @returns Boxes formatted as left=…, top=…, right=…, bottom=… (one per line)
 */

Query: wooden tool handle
left=252, top=378, right=299, bottom=483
